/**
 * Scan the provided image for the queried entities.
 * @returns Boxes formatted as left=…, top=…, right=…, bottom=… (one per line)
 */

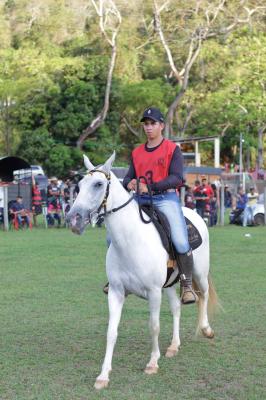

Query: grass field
left=0, top=225, right=265, bottom=400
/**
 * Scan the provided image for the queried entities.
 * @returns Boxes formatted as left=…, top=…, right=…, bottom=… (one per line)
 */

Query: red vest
left=132, top=139, right=177, bottom=184
left=32, top=187, right=42, bottom=206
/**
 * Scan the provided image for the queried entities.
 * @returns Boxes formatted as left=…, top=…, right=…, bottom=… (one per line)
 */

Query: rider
left=122, top=106, right=198, bottom=305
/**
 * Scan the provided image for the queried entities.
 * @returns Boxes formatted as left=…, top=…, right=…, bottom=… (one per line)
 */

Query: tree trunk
left=76, top=45, right=117, bottom=149
left=257, top=125, right=266, bottom=170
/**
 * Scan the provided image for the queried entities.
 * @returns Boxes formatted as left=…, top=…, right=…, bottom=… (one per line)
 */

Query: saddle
left=140, top=205, right=202, bottom=288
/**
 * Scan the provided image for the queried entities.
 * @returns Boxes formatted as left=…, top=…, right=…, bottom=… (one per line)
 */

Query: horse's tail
left=193, top=274, right=222, bottom=335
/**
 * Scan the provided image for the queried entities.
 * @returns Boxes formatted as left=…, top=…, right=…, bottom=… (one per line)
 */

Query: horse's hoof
left=144, top=366, right=159, bottom=375
left=165, top=348, right=179, bottom=358
left=202, top=327, right=214, bottom=339
left=94, top=379, right=109, bottom=390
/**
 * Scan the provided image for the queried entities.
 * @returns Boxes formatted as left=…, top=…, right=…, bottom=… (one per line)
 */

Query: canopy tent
left=0, top=156, right=31, bottom=182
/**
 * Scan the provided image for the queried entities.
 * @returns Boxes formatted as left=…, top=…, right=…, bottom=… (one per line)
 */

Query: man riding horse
left=122, top=107, right=198, bottom=305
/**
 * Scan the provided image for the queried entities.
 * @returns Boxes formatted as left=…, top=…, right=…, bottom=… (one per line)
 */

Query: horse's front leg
left=145, top=288, right=162, bottom=375
left=94, top=287, right=125, bottom=390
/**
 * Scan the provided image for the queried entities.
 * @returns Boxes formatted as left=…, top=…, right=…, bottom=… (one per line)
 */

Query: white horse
left=67, top=153, right=218, bottom=390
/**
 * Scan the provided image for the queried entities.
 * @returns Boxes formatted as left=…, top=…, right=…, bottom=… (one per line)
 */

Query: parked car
left=253, top=202, right=265, bottom=225
left=31, top=165, right=45, bottom=176
left=13, top=165, right=44, bottom=180
left=229, top=202, right=265, bottom=226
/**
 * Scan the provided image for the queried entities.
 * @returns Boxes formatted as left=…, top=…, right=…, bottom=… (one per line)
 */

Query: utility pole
left=239, top=132, right=243, bottom=174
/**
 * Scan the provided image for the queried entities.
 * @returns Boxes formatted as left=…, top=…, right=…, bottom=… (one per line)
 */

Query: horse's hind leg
left=94, top=287, right=125, bottom=390
left=193, top=275, right=214, bottom=339
left=165, top=285, right=181, bottom=357
left=145, top=288, right=162, bottom=375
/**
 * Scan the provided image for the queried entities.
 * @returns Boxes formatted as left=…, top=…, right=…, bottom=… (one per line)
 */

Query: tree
left=152, top=0, right=266, bottom=138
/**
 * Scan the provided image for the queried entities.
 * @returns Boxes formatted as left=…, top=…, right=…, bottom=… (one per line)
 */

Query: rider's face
left=142, top=119, right=164, bottom=141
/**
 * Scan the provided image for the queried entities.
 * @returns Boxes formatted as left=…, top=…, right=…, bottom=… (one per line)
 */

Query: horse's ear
left=83, top=154, right=94, bottom=171
left=102, top=151, right=116, bottom=174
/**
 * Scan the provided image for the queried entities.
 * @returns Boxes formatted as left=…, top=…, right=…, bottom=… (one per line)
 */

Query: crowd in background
left=3, top=174, right=261, bottom=229
left=4, top=176, right=80, bottom=229
left=33, top=176, right=80, bottom=228
left=184, top=177, right=260, bottom=227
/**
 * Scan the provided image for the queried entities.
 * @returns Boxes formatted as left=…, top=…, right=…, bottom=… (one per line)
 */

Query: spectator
left=230, top=187, right=248, bottom=224
left=32, top=177, right=42, bottom=227
left=62, top=179, right=71, bottom=216
left=46, top=177, right=63, bottom=227
left=184, top=186, right=195, bottom=210
left=224, top=185, right=232, bottom=208
left=47, top=197, right=61, bottom=227
left=243, top=187, right=259, bottom=227
left=193, top=180, right=205, bottom=218
left=9, top=196, right=31, bottom=228
left=47, top=177, right=62, bottom=203
left=201, top=178, right=214, bottom=203
left=209, top=183, right=218, bottom=226
left=193, top=178, right=214, bottom=219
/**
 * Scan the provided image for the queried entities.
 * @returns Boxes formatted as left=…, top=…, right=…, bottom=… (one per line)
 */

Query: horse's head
left=67, top=152, right=116, bottom=234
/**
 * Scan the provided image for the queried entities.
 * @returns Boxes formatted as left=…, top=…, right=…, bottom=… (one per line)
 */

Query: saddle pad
left=185, top=217, right=202, bottom=250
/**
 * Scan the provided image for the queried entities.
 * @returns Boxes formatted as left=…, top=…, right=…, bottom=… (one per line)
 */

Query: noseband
left=87, top=169, right=134, bottom=221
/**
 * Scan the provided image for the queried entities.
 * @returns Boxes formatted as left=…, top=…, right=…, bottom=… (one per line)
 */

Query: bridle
left=87, top=169, right=134, bottom=221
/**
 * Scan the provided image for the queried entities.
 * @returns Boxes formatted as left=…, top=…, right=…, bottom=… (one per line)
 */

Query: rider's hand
left=127, top=179, right=137, bottom=191
left=139, top=183, right=148, bottom=193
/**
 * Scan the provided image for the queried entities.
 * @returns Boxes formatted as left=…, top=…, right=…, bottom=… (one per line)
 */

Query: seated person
left=47, top=196, right=61, bottom=227
left=230, top=187, right=248, bottom=224
left=9, top=196, right=31, bottom=228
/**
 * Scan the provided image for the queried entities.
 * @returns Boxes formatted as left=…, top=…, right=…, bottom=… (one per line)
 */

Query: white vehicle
left=31, top=165, right=45, bottom=176
left=13, top=165, right=45, bottom=179
left=253, top=203, right=265, bottom=226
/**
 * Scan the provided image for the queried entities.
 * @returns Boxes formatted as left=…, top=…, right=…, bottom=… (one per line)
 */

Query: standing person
left=201, top=178, right=214, bottom=212
left=243, top=187, right=259, bottom=227
left=47, top=177, right=62, bottom=203
left=224, top=185, right=232, bottom=209
left=122, top=107, right=198, bottom=304
left=209, top=183, right=217, bottom=226
left=193, top=180, right=205, bottom=218
left=184, top=185, right=195, bottom=210
left=32, top=177, right=42, bottom=227
left=47, top=177, right=62, bottom=227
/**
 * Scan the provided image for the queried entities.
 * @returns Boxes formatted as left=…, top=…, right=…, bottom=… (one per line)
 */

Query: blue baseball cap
left=140, top=107, right=165, bottom=123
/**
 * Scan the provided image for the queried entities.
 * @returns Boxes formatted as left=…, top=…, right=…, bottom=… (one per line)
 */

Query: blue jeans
left=243, top=205, right=255, bottom=227
left=136, top=192, right=190, bottom=254
left=17, top=214, right=30, bottom=227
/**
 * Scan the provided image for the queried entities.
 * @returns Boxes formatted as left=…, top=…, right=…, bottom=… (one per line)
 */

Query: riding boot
left=178, top=250, right=198, bottom=305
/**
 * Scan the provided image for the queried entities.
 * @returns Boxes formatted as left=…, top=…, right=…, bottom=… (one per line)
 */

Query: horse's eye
left=94, top=181, right=103, bottom=188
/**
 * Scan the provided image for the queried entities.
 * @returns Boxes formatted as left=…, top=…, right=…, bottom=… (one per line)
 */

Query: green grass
left=0, top=225, right=265, bottom=400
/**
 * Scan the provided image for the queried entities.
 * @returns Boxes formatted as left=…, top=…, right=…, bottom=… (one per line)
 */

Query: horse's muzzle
left=66, top=210, right=91, bottom=234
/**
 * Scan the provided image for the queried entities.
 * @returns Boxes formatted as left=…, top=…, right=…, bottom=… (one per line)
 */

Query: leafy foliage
left=0, top=0, right=265, bottom=175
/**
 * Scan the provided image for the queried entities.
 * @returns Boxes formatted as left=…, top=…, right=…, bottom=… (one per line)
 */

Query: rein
left=88, top=169, right=134, bottom=220
left=136, top=176, right=154, bottom=224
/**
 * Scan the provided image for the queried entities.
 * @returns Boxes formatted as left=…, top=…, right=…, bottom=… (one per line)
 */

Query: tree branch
left=76, top=0, right=121, bottom=150
left=154, top=0, right=265, bottom=138
left=153, top=0, right=181, bottom=82
left=122, top=117, right=141, bottom=137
